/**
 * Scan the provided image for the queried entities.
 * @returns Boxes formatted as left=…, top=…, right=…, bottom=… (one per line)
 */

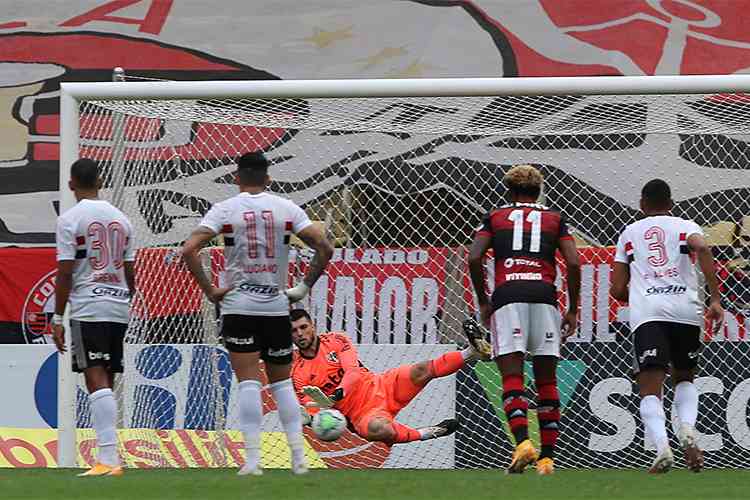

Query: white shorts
left=490, top=303, right=561, bottom=358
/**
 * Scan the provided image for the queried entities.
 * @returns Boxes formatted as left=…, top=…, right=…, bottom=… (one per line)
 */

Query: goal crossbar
left=61, top=74, right=750, bottom=101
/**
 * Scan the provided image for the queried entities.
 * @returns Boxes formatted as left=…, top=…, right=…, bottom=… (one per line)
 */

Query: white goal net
left=60, top=76, right=750, bottom=470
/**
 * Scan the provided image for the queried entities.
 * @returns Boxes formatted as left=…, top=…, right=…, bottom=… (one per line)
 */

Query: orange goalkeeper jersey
left=291, top=332, right=374, bottom=417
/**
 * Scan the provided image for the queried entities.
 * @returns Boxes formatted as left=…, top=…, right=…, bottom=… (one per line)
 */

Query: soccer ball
left=311, top=409, right=347, bottom=442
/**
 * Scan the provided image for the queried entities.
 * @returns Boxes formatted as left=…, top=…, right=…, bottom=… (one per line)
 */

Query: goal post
left=58, top=75, right=750, bottom=470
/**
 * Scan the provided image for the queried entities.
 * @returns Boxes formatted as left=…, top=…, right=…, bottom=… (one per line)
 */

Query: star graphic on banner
left=387, top=59, right=436, bottom=77
left=303, top=26, right=353, bottom=49
left=357, top=46, right=408, bottom=70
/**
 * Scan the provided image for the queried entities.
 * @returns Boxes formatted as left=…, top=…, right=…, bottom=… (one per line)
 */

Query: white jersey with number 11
left=614, top=215, right=704, bottom=331
left=199, top=191, right=313, bottom=316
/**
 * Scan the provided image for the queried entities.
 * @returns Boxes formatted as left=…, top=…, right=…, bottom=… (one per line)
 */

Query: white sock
left=89, top=388, right=119, bottom=467
left=640, top=395, right=669, bottom=454
left=673, top=381, right=698, bottom=427
left=269, top=378, right=306, bottom=464
left=238, top=380, right=263, bottom=470
left=460, top=348, right=472, bottom=361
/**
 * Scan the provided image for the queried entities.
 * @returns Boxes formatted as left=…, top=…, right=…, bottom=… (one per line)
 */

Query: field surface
left=2, top=468, right=749, bottom=500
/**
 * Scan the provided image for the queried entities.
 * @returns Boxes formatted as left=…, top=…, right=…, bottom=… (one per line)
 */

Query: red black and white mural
left=2, top=1, right=750, bottom=343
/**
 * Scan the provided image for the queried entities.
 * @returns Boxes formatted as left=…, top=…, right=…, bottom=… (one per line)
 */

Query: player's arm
left=123, top=224, right=137, bottom=298
left=52, top=260, right=73, bottom=354
left=182, top=226, right=231, bottom=304
left=610, top=231, right=631, bottom=302
left=286, top=222, right=334, bottom=302
left=558, top=237, right=581, bottom=340
left=124, top=262, right=136, bottom=298
left=688, top=232, right=724, bottom=324
left=331, top=334, right=362, bottom=403
left=291, top=366, right=316, bottom=425
left=468, top=216, right=493, bottom=326
left=51, top=218, right=76, bottom=353
left=610, top=263, right=630, bottom=302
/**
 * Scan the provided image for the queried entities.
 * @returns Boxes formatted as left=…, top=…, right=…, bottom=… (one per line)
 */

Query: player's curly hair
left=503, top=164, right=543, bottom=199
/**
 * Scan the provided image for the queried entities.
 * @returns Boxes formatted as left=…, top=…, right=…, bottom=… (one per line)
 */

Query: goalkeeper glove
left=285, top=283, right=310, bottom=303
left=302, top=386, right=335, bottom=408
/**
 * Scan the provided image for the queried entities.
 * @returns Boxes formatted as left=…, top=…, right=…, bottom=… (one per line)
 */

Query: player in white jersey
left=182, top=152, right=333, bottom=476
left=52, top=159, right=135, bottom=477
left=611, top=179, right=723, bottom=474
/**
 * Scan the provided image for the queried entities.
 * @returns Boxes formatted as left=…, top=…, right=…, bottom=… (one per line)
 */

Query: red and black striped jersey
left=477, top=202, right=572, bottom=309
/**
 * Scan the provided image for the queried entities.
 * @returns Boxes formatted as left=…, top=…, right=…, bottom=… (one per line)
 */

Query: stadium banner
left=0, top=428, right=326, bottom=469
left=0, top=343, right=454, bottom=468
left=455, top=341, right=750, bottom=469
left=0, top=345, right=57, bottom=429
left=1, top=246, right=747, bottom=345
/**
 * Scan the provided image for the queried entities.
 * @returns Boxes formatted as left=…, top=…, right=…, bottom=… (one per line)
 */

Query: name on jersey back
left=642, top=266, right=680, bottom=280
left=243, top=263, right=278, bottom=274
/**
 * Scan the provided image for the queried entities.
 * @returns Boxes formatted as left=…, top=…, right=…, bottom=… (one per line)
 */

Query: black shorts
left=220, top=314, right=293, bottom=364
left=632, top=321, right=701, bottom=375
left=70, top=320, right=126, bottom=373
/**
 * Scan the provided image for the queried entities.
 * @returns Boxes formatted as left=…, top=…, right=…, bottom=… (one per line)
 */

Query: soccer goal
left=59, top=75, right=750, bottom=470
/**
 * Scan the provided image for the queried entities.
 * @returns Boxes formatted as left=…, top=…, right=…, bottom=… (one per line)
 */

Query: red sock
left=536, top=378, right=560, bottom=459
left=502, top=373, right=529, bottom=445
left=391, top=421, right=422, bottom=443
left=428, top=351, right=465, bottom=378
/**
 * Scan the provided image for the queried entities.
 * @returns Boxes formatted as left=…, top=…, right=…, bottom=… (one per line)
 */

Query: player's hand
left=302, top=385, right=334, bottom=408
left=707, top=299, right=724, bottom=335
left=206, top=286, right=232, bottom=304
left=561, top=309, right=578, bottom=342
left=479, top=302, right=492, bottom=327
left=285, top=283, right=310, bottom=303
left=52, top=324, right=66, bottom=354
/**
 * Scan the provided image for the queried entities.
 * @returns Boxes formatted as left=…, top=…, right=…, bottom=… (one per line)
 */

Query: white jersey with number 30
left=199, top=191, right=312, bottom=316
left=615, top=215, right=704, bottom=331
left=56, top=199, right=135, bottom=323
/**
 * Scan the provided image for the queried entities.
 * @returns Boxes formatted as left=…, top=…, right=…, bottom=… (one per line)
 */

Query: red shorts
left=346, top=364, right=424, bottom=437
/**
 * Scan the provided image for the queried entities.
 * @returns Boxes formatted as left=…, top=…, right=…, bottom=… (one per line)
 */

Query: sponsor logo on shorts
left=504, top=258, right=542, bottom=268
left=545, top=331, right=555, bottom=341
left=237, top=283, right=280, bottom=295
left=267, top=347, right=293, bottom=357
left=645, top=285, right=687, bottom=296
left=224, top=336, right=254, bottom=345
left=88, top=351, right=110, bottom=361
left=688, top=350, right=700, bottom=359
left=512, top=328, right=522, bottom=337
left=639, top=348, right=657, bottom=365
left=92, top=286, right=130, bottom=298
left=505, top=272, right=543, bottom=281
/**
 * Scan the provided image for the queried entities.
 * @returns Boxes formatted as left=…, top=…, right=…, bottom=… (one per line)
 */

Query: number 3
left=644, top=226, right=668, bottom=266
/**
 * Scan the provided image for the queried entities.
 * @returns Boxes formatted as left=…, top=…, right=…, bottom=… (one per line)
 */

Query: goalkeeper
left=290, top=308, right=490, bottom=445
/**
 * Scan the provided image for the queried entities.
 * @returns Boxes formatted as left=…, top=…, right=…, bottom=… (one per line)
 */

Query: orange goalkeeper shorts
left=348, top=364, right=425, bottom=437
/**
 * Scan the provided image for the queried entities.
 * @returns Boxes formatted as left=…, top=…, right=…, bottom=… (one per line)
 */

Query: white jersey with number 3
left=615, top=215, right=704, bottom=331
left=56, top=199, right=135, bottom=323
left=199, top=191, right=312, bottom=316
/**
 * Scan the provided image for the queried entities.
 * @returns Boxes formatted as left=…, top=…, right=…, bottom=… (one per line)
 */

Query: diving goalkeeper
left=290, top=308, right=491, bottom=445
